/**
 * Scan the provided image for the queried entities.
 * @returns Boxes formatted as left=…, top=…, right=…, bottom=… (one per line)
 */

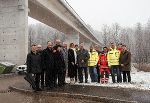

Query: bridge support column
left=79, top=34, right=92, bottom=50
left=84, top=40, right=92, bottom=50
left=0, top=0, right=28, bottom=65
left=64, top=31, right=79, bottom=46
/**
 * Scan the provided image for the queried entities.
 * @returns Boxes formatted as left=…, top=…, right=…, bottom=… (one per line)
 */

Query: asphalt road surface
left=0, top=75, right=102, bottom=103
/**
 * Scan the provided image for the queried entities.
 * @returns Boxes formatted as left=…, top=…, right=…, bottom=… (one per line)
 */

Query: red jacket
left=98, top=53, right=110, bottom=73
left=118, top=48, right=122, bottom=54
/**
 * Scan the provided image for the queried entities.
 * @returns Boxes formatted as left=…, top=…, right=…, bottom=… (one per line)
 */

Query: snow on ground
left=66, top=65, right=150, bottom=90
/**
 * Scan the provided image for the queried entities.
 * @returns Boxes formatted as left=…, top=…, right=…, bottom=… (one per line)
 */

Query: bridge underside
left=0, top=0, right=101, bottom=65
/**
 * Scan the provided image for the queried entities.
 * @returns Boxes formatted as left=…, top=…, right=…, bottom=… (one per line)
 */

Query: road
left=1, top=75, right=150, bottom=103
left=0, top=75, right=102, bottom=103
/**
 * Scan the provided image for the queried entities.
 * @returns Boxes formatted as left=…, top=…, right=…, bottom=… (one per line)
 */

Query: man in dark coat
left=119, top=45, right=131, bottom=83
left=37, top=44, right=44, bottom=89
left=53, top=44, right=66, bottom=87
left=77, top=43, right=90, bottom=83
left=26, top=44, right=42, bottom=91
left=42, top=41, right=55, bottom=89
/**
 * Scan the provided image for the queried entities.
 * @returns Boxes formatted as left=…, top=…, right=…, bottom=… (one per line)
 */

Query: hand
left=121, top=64, right=124, bottom=66
left=81, top=60, right=84, bottom=63
left=71, top=62, right=74, bottom=65
left=53, top=50, right=56, bottom=53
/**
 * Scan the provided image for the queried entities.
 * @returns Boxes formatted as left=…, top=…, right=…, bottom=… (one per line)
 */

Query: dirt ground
left=0, top=75, right=102, bottom=103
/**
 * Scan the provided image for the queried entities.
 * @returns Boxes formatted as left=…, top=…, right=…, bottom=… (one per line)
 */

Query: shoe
left=34, top=88, right=42, bottom=91
left=46, top=87, right=53, bottom=90
left=37, top=88, right=42, bottom=91
left=105, top=81, right=108, bottom=84
left=85, top=80, right=88, bottom=83
left=41, top=85, right=44, bottom=90
left=79, top=81, right=83, bottom=83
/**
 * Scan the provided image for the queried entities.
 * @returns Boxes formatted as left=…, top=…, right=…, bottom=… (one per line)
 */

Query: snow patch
left=66, top=65, right=150, bottom=90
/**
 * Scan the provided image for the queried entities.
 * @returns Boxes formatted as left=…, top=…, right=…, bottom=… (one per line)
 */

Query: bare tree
left=101, top=24, right=111, bottom=46
left=134, top=23, right=145, bottom=68
left=111, top=23, right=121, bottom=44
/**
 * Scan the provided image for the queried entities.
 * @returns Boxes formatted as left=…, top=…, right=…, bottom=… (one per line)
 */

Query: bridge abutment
left=0, top=0, right=28, bottom=65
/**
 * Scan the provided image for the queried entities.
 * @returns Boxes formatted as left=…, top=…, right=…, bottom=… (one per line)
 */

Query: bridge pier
left=0, top=0, right=28, bottom=65
left=79, top=34, right=92, bottom=50
left=64, top=31, right=79, bottom=46
left=84, top=41, right=92, bottom=50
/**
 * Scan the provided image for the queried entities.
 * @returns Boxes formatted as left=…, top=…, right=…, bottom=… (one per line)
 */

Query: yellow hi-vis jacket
left=107, top=47, right=120, bottom=66
left=88, top=49, right=99, bottom=67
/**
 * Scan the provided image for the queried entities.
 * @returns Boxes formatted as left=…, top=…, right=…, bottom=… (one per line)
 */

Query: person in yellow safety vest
left=107, top=43, right=122, bottom=83
left=88, top=46, right=99, bottom=82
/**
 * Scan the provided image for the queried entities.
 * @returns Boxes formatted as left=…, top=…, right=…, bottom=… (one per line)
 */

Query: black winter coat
left=42, top=47, right=55, bottom=71
left=26, top=51, right=42, bottom=74
left=53, top=45, right=65, bottom=69
left=68, top=48, right=76, bottom=77
left=77, top=49, right=90, bottom=67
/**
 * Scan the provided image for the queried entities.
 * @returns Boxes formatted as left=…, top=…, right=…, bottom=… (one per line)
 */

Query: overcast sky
left=66, top=0, right=150, bottom=30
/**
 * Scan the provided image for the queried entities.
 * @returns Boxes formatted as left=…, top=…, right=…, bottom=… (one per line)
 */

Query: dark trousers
left=45, top=69, right=55, bottom=88
left=110, top=65, right=122, bottom=83
left=75, top=64, right=78, bottom=82
left=89, top=67, right=97, bottom=82
left=96, top=64, right=100, bottom=83
left=40, top=70, right=45, bottom=87
left=62, top=69, right=66, bottom=84
left=54, top=68, right=65, bottom=87
left=78, top=67, right=88, bottom=83
left=34, top=73, right=41, bottom=89
left=122, top=71, right=131, bottom=82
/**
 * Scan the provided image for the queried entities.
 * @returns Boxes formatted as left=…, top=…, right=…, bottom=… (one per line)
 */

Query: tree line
left=28, top=19, right=150, bottom=70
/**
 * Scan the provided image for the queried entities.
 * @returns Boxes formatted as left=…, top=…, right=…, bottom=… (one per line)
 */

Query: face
left=111, top=43, right=115, bottom=49
left=57, top=47, right=61, bottom=52
left=103, top=48, right=108, bottom=53
left=37, top=45, right=42, bottom=51
left=95, top=45, right=99, bottom=50
left=47, top=41, right=53, bottom=48
left=31, top=45, right=37, bottom=52
left=90, top=47, right=93, bottom=51
left=63, top=44, right=67, bottom=48
left=123, top=46, right=127, bottom=51
left=70, top=43, right=74, bottom=48
left=75, top=45, right=78, bottom=49
left=80, top=43, right=84, bottom=49
left=56, top=39, right=61, bottom=45
left=118, top=44, right=122, bottom=49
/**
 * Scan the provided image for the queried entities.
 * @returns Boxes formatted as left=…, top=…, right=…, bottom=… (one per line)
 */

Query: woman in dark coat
left=119, top=45, right=131, bottom=83
left=68, top=43, right=77, bottom=84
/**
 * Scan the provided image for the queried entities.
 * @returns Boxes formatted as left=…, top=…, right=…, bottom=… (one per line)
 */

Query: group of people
left=26, top=39, right=131, bottom=91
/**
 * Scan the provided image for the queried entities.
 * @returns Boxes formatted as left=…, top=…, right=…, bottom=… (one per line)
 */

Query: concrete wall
left=0, top=0, right=28, bottom=65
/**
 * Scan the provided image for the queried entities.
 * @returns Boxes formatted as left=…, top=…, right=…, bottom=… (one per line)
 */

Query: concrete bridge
left=0, top=0, right=102, bottom=65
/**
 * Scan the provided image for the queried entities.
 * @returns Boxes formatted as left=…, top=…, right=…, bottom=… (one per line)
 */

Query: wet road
left=0, top=92, right=101, bottom=103
left=0, top=75, right=102, bottom=103
left=1, top=75, right=150, bottom=103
